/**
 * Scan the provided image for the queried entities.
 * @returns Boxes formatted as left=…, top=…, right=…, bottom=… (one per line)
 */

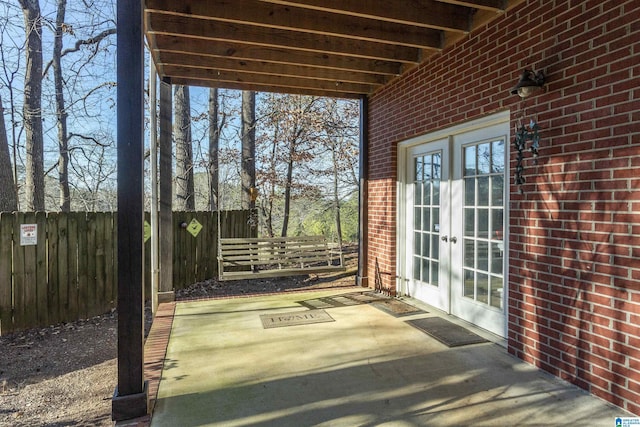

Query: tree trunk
left=208, top=87, right=219, bottom=211
left=54, top=0, right=70, bottom=211
left=262, top=127, right=279, bottom=238
left=0, top=95, right=17, bottom=211
left=19, top=0, right=45, bottom=211
left=174, top=85, right=194, bottom=211
left=332, top=143, right=343, bottom=246
left=240, top=90, right=256, bottom=211
left=281, top=142, right=295, bottom=237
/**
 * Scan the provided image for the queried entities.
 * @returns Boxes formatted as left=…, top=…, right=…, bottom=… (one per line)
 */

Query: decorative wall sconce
left=511, top=69, right=545, bottom=98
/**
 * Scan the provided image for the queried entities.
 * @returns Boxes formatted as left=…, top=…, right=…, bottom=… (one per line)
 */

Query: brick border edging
left=145, top=302, right=177, bottom=419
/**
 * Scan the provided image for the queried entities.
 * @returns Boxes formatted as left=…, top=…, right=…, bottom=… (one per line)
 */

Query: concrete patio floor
left=149, top=288, right=630, bottom=426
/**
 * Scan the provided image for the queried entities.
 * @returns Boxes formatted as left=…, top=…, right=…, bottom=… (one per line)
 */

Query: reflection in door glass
left=412, top=152, right=442, bottom=287
left=462, top=139, right=505, bottom=310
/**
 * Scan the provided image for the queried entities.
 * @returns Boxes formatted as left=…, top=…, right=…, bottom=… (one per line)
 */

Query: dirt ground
left=0, top=248, right=358, bottom=426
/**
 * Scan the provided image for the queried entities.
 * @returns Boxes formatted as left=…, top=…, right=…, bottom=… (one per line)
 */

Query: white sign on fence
left=20, top=224, right=38, bottom=246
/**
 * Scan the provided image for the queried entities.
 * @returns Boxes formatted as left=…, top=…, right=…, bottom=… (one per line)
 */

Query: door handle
left=450, top=236, right=458, bottom=244
left=441, top=235, right=448, bottom=242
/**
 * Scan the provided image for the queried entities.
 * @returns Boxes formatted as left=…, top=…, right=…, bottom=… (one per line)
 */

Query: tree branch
left=43, top=27, right=116, bottom=77
left=68, top=132, right=110, bottom=147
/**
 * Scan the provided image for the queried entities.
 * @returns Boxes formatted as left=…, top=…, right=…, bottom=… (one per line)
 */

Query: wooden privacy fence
left=0, top=210, right=254, bottom=335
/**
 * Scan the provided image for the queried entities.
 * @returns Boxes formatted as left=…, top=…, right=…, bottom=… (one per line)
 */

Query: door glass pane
left=491, top=209, right=503, bottom=240
left=415, top=157, right=423, bottom=181
left=432, top=264, right=439, bottom=286
left=423, top=208, right=431, bottom=233
left=477, top=241, right=489, bottom=271
left=491, top=242, right=503, bottom=274
left=492, top=140, right=505, bottom=173
left=422, top=258, right=430, bottom=283
left=464, top=146, right=476, bottom=175
left=490, top=276, right=503, bottom=309
left=461, top=138, right=505, bottom=310
left=464, top=239, right=474, bottom=268
left=431, top=234, right=440, bottom=259
left=464, top=269, right=474, bottom=298
left=413, top=256, right=421, bottom=280
left=412, top=152, right=442, bottom=288
left=433, top=180, right=440, bottom=204
left=432, top=208, right=440, bottom=232
left=464, top=178, right=475, bottom=205
left=477, top=272, right=489, bottom=303
left=477, top=177, right=489, bottom=206
left=477, top=143, right=491, bottom=174
left=491, top=176, right=504, bottom=206
left=478, top=209, right=489, bottom=238
left=422, top=233, right=430, bottom=257
left=464, top=209, right=474, bottom=236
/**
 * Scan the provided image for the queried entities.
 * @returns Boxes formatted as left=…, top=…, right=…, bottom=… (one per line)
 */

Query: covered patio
left=138, top=289, right=627, bottom=425
left=113, top=0, right=640, bottom=423
left=114, top=0, right=533, bottom=419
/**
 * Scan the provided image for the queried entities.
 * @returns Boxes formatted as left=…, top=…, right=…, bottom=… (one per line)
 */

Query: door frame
left=396, top=111, right=510, bottom=336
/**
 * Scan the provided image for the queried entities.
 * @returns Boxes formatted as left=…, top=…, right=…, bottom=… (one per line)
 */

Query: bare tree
left=174, top=84, right=194, bottom=210
left=52, top=0, right=70, bottom=210
left=0, top=94, right=17, bottom=211
left=46, top=0, right=116, bottom=211
left=208, top=87, right=224, bottom=211
left=18, top=0, right=44, bottom=210
left=255, top=95, right=358, bottom=239
left=280, top=96, right=320, bottom=237
left=321, top=98, right=359, bottom=244
left=240, top=90, right=256, bottom=211
left=0, top=3, right=24, bottom=209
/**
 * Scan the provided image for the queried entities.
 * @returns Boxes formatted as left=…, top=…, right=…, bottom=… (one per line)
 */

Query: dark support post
left=158, top=77, right=174, bottom=302
left=112, top=0, right=148, bottom=421
left=357, top=96, right=369, bottom=289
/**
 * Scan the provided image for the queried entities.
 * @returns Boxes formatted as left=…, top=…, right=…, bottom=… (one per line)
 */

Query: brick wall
left=368, top=0, right=640, bottom=414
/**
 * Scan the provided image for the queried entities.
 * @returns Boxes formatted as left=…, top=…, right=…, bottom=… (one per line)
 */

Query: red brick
left=369, top=0, right=640, bottom=416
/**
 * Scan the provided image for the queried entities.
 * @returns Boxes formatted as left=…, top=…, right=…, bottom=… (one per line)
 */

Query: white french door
left=405, top=139, right=450, bottom=311
left=402, top=117, right=508, bottom=337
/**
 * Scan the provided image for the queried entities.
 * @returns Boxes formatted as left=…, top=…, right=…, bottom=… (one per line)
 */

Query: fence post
left=0, top=213, right=13, bottom=335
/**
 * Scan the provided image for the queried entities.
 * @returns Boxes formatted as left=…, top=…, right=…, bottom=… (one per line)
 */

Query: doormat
left=406, top=317, right=488, bottom=347
left=260, top=309, right=335, bottom=329
left=344, top=292, right=388, bottom=304
left=298, top=295, right=364, bottom=310
left=371, top=299, right=426, bottom=317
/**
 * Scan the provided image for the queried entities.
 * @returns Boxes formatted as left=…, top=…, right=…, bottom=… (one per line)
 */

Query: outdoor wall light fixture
left=511, top=69, right=545, bottom=98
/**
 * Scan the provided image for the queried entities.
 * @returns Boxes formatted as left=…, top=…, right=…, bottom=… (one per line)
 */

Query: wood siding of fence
left=0, top=210, right=253, bottom=335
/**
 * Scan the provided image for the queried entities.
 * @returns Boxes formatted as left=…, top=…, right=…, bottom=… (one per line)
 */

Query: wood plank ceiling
left=144, top=0, right=525, bottom=99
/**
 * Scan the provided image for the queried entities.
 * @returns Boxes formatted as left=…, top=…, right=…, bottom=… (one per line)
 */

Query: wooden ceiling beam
left=170, top=77, right=362, bottom=99
left=144, top=0, right=525, bottom=96
left=438, top=0, right=505, bottom=12
left=259, top=0, right=474, bottom=32
left=145, top=0, right=443, bottom=49
left=146, top=13, right=424, bottom=63
left=150, top=35, right=405, bottom=76
left=157, top=52, right=390, bottom=86
left=162, top=65, right=375, bottom=96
